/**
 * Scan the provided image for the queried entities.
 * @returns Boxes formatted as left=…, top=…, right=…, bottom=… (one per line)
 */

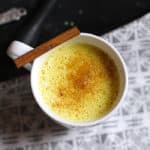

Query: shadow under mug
left=7, top=33, right=128, bottom=128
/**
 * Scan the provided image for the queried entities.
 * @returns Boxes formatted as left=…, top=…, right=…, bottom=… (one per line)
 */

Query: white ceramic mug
left=7, top=33, right=128, bottom=128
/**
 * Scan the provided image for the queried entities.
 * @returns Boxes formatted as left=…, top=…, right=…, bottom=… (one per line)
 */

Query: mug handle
left=7, top=40, right=33, bottom=71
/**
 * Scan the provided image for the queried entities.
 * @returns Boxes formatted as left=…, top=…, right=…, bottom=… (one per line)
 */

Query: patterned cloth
left=1, top=13, right=150, bottom=150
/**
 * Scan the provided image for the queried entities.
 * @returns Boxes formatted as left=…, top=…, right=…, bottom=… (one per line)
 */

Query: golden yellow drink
left=38, top=42, right=119, bottom=123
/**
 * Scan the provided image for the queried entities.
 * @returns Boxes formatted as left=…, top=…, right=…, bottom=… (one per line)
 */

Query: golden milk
left=38, top=42, right=119, bottom=123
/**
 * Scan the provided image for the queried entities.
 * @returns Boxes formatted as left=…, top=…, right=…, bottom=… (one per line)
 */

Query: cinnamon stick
left=14, top=27, right=80, bottom=68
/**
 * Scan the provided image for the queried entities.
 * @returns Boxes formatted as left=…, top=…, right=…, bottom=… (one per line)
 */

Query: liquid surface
left=38, top=42, right=119, bottom=123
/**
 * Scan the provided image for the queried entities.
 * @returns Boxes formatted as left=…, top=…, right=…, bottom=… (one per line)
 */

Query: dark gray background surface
left=0, top=0, right=150, bottom=81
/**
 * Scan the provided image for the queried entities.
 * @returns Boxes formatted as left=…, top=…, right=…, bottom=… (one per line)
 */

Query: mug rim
left=31, top=32, right=128, bottom=127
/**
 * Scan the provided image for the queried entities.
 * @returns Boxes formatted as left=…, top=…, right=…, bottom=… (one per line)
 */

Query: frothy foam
left=37, top=42, right=119, bottom=123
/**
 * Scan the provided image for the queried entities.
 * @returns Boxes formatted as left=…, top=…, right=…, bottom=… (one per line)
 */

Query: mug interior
left=31, top=33, right=128, bottom=127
